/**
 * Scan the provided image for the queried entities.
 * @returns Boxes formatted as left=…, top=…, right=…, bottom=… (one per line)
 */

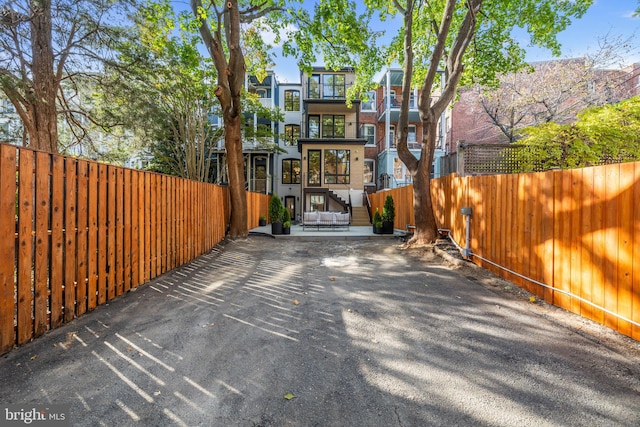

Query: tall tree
left=0, top=0, right=133, bottom=153
left=299, top=0, right=591, bottom=244
left=101, top=0, right=222, bottom=181
left=476, top=35, right=637, bottom=143
left=189, top=0, right=285, bottom=238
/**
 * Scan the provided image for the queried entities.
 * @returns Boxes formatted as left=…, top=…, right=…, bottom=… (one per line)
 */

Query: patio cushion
left=304, top=212, right=318, bottom=223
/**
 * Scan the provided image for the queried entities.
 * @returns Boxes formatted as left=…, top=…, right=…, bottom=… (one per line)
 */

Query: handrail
left=364, top=192, right=372, bottom=223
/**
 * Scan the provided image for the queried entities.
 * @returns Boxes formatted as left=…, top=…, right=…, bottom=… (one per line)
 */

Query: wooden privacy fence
left=246, top=191, right=270, bottom=229
left=369, top=185, right=414, bottom=231
left=374, top=162, right=640, bottom=341
left=0, top=143, right=232, bottom=354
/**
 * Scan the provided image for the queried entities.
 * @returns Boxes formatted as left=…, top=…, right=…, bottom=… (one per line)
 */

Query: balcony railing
left=376, top=95, right=417, bottom=118
left=376, top=135, right=422, bottom=151
left=301, top=120, right=361, bottom=139
left=305, top=82, right=354, bottom=100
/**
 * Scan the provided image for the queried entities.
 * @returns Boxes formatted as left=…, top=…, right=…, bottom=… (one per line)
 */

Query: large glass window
left=282, top=159, right=301, bottom=184
left=323, top=74, right=346, bottom=99
left=310, top=195, right=325, bottom=211
left=284, top=90, right=300, bottom=111
left=362, top=124, right=375, bottom=146
left=408, top=125, right=417, bottom=142
left=361, top=91, right=376, bottom=111
left=308, top=150, right=321, bottom=186
left=308, top=75, right=320, bottom=98
left=322, top=115, right=345, bottom=138
left=283, top=124, right=300, bottom=146
left=308, top=116, right=320, bottom=138
left=324, top=149, right=350, bottom=184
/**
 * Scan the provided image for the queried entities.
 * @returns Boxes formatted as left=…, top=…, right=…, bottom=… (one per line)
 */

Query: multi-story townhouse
left=297, top=67, right=370, bottom=224
left=273, top=80, right=303, bottom=221
left=209, top=71, right=279, bottom=193
left=374, top=68, right=449, bottom=189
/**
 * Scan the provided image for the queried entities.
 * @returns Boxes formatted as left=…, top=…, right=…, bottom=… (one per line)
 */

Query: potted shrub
left=269, top=194, right=283, bottom=235
left=382, top=195, right=395, bottom=234
left=282, top=207, right=291, bottom=235
left=374, top=219, right=383, bottom=234
left=258, top=215, right=267, bottom=227
left=372, top=208, right=382, bottom=234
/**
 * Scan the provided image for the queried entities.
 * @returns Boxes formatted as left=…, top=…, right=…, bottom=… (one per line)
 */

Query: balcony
left=304, top=82, right=355, bottom=100
left=376, top=135, right=422, bottom=152
left=300, top=120, right=362, bottom=140
left=376, top=94, right=421, bottom=123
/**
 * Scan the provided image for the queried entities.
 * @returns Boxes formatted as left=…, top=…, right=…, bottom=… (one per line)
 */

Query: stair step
left=350, top=207, right=371, bottom=225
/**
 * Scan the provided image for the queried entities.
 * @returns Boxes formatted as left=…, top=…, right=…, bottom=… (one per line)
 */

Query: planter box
left=271, top=222, right=283, bottom=235
left=382, top=221, right=394, bottom=234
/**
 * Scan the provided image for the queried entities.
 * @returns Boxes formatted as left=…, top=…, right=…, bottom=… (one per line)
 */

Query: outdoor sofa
left=302, top=211, right=350, bottom=230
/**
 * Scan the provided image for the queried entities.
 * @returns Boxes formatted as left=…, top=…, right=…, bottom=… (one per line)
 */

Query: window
left=283, top=124, right=300, bottom=146
left=282, top=159, right=301, bottom=184
left=408, top=125, right=421, bottom=149
left=323, top=74, right=346, bottom=99
left=361, top=91, right=376, bottom=111
left=284, top=90, right=300, bottom=111
left=324, top=149, right=350, bottom=184
left=308, top=75, right=320, bottom=98
left=308, top=150, right=321, bottom=185
left=362, top=124, right=375, bottom=146
left=322, top=115, right=345, bottom=138
left=408, top=125, right=416, bottom=142
left=364, top=160, right=375, bottom=186
left=393, top=157, right=406, bottom=181
left=389, top=125, right=396, bottom=149
left=389, top=90, right=397, bottom=107
left=310, top=195, right=325, bottom=211
left=308, top=116, right=320, bottom=138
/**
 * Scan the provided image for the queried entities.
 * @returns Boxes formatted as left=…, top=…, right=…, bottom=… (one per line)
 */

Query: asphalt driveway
left=1, top=237, right=639, bottom=426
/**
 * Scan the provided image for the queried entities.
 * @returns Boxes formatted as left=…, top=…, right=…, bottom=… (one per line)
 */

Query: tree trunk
left=410, top=119, right=439, bottom=244
left=224, top=114, right=248, bottom=238
left=30, top=0, right=58, bottom=153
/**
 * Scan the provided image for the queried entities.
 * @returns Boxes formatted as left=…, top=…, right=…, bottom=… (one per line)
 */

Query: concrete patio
left=249, top=224, right=406, bottom=241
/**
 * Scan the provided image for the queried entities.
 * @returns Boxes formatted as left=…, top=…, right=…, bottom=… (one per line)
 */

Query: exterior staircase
left=350, top=206, right=371, bottom=226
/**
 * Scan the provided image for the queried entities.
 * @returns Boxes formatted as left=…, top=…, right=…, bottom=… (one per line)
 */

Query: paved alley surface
left=1, top=238, right=639, bottom=426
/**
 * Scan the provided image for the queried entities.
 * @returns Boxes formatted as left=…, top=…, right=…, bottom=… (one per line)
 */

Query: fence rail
left=0, top=143, right=234, bottom=354
left=372, top=162, right=640, bottom=341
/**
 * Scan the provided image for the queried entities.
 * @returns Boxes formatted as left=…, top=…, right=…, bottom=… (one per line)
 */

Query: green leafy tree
left=102, top=0, right=223, bottom=181
left=297, top=0, right=592, bottom=244
left=0, top=0, right=134, bottom=153
left=515, top=95, right=640, bottom=171
left=189, top=0, right=293, bottom=238
left=476, top=34, right=637, bottom=143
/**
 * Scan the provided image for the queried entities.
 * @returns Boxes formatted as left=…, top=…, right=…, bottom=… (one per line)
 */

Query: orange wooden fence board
left=50, top=156, right=64, bottom=328
left=62, top=158, right=76, bottom=323
left=76, top=161, right=88, bottom=316
left=107, top=166, right=116, bottom=301
left=17, top=150, right=34, bottom=345
left=87, top=163, right=98, bottom=310
left=0, top=146, right=17, bottom=353
left=115, top=167, right=124, bottom=296
left=633, top=162, right=640, bottom=341
left=34, top=152, right=50, bottom=337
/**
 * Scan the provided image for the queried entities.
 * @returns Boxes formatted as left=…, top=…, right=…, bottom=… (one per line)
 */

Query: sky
left=270, top=0, right=640, bottom=83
